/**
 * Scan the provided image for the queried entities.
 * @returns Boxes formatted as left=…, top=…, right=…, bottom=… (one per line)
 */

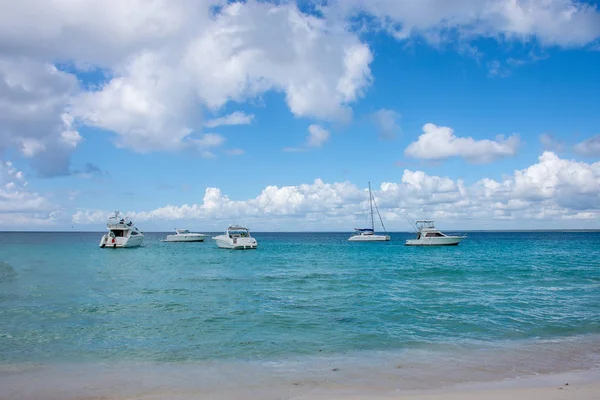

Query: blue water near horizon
left=1, top=231, right=599, bottom=368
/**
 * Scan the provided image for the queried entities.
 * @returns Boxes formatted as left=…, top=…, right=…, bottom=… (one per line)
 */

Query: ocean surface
left=1, top=231, right=599, bottom=399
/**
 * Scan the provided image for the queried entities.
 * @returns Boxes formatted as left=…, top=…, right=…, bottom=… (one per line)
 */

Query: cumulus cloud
left=371, top=108, right=401, bottom=139
left=574, top=135, right=600, bottom=157
left=67, top=1, right=373, bottom=151
left=331, top=0, right=600, bottom=47
left=404, top=123, right=520, bottom=163
left=0, top=161, right=60, bottom=226
left=0, top=0, right=374, bottom=166
left=71, top=152, right=600, bottom=229
left=1, top=0, right=598, bottom=176
left=204, top=112, right=255, bottom=128
left=0, top=58, right=81, bottom=176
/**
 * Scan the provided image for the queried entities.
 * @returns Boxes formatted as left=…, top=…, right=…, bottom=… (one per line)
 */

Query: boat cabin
left=107, top=214, right=138, bottom=237
left=354, top=228, right=374, bottom=236
left=227, top=226, right=251, bottom=238
left=176, top=229, right=190, bottom=234
left=414, top=220, right=447, bottom=239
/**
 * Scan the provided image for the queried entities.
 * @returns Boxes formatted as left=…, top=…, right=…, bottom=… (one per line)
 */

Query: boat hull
left=348, top=235, right=390, bottom=242
left=164, top=235, right=207, bottom=242
left=405, top=237, right=462, bottom=246
left=99, top=234, right=144, bottom=248
left=214, top=236, right=257, bottom=250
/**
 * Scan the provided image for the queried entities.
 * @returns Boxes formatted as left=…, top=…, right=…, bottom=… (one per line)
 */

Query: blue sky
left=1, top=0, right=600, bottom=231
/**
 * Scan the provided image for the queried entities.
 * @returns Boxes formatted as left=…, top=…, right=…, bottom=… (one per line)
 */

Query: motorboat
left=405, top=220, right=465, bottom=246
left=99, top=211, right=144, bottom=248
left=164, top=229, right=208, bottom=242
left=348, top=182, right=390, bottom=242
left=213, top=226, right=258, bottom=250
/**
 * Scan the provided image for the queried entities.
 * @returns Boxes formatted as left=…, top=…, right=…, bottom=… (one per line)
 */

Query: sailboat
left=348, top=182, right=391, bottom=242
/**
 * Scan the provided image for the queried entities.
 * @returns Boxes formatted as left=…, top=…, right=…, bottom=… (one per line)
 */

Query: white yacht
left=348, top=182, right=390, bottom=242
left=405, top=220, right=465, bottom=246
left=213, top=226, right=258, bottom=250
left=164, top=229, right=208, bottom=242
left=99, top=211, right=144, bottom=248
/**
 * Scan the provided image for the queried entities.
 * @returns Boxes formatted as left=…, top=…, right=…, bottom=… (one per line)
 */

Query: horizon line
left=1, top=229, right=600, bottom=233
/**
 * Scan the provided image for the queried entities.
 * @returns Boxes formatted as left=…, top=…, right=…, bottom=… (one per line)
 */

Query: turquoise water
left=1, top=231, right=600, bottom=397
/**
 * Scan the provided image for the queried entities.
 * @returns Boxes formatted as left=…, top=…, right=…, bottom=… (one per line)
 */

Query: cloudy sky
left=1, top=0, right=599, bottom=231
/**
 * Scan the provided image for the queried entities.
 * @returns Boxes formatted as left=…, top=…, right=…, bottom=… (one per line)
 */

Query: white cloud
left=371, top=108, right=401, bottom=139
left=67, top=1, right=373, bottom=151
left=1, top=0, right=598, bottom=176
left=404, top=123, right=520, bottom=163
left=307, top=124, right=330, bottom=147
left=204, top=111, right=255, bottom=128
left=0, top=58, right=81, bottom=176
left=71, top=152, right=600, bottom=230
left=476, top=151, right=600, bottom=212
left=284, top=124, right=331, bottom=151
left=0, top=161, right=60, bottom=226
left=0, top=0, right=374, bottom=162
left=574, top=135, right=600, bottom=157
left=331, top=0, right=600, bottom=48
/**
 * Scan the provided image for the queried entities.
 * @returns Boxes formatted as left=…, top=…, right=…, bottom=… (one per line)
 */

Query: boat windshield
left=229, top=229, right=250, bottom=237
left=176, top=229, right=190, bottom=234
left=424, top=232, right=445, bottom=237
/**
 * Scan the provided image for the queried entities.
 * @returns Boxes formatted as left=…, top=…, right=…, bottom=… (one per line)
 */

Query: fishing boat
left=405, top=220, right=465, bottom=246
left=348, top=182, right=390, bottom=242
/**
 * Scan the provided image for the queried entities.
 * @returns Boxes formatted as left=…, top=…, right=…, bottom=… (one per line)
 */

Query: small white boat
left=164, top=229, right=208, bottom=242
left=213, top=226, right=257, bottom=250
left=99, top=211, right=144, bottom=248
left=348, top=182, right=390, bottom=242
left=405, top=220, right=465, bottom=246
left=348, top=228, right=390, bottom=242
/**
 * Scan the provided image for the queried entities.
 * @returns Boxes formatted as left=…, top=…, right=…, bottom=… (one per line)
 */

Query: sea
left=0, top=231, right=599, bottom=399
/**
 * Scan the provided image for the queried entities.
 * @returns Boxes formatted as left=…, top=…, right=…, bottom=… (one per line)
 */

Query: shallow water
left=1, top=231, right=599, bottom=397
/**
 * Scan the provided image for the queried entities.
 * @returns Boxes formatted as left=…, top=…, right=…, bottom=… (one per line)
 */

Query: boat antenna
left=370, top=184, right=387, bottom=234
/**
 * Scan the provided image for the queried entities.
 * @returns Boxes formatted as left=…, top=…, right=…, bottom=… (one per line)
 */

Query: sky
left=1, top=0, right=600, bottom=232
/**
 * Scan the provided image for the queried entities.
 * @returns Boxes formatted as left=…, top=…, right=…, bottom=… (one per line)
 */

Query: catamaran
left=348, top=182, right=390, bottom=242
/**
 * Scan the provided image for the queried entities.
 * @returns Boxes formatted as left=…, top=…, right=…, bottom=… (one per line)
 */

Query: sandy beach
left=2, top=365, right=599, bottom=400
left=303, top=369, right=600, bottom=400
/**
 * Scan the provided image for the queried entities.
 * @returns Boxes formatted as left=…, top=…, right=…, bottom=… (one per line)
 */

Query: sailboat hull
left=348, top=234, right=390, bottom=242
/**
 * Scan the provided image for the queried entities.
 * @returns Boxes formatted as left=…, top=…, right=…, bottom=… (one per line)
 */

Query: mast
left=368, top=182, right=374, bottom=231
left=371, top=185, right=387, bottom=235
